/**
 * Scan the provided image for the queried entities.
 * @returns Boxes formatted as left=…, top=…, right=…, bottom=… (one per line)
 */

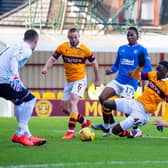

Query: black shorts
left=0, top=84, right=35, bottom=105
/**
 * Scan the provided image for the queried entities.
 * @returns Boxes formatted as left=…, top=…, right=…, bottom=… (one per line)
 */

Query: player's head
left=156, top=61, right=168, bottom=80
left=67, top=28, right=80, bottom=47
left=127, top=26, right=139, bottom=45
left=24, top=29, right=39, bottom=51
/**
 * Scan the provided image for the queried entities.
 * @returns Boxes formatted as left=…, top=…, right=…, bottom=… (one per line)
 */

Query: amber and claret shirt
left=137, top=71, right=168, bottom=113
left=52, top=42, right=95, bottom=82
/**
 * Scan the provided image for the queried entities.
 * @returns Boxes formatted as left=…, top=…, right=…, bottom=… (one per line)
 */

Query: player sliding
left=102, top=58, right=168, bottom=138
left=0, top=29, right=46, bottom=146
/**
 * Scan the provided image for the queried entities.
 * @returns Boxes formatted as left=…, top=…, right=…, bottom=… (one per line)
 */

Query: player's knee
left=103, top=100, right=116, bottom=110
left=99, top=96, right=105, bottom=105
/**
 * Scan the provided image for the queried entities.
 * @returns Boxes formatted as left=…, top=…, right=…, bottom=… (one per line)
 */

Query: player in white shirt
left=0, top=29, right=46, bottom=146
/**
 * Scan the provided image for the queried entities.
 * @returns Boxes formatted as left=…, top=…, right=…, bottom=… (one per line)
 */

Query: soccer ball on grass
left=79, top=127, right=95, bottom=141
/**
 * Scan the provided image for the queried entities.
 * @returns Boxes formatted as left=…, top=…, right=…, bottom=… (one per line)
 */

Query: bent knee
left=103, top=100, right=116, bottom=110
left=99, top=96, right=106, bottom=105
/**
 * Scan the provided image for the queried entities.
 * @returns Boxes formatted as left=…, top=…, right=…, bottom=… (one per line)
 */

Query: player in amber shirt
left=100, top=61, right=168, bottom=138
left=42, top=28, right=100, bottom=139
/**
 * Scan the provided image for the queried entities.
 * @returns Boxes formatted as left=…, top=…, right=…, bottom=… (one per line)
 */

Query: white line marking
left=39, top=129, right=168, bottom=139
left=1, top=160, right=168, bottom=168
left=2, top=128, right=168, bottom=139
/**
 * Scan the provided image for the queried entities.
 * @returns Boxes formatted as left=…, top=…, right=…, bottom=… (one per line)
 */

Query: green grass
left=0, top=117, right=168, bottom=168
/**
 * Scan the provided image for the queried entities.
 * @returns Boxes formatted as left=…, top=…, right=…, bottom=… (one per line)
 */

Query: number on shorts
left=77, top=83, right=82, bottom=93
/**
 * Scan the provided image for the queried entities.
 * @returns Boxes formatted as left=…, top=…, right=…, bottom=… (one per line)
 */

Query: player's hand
left=154, top=120, right=164, bottom=132
left=9, top=76, right=23, bottom=92
left=105, top=69, right=112, bottom=75
left=138, top=52, right=146, bottom=67
left=41, top=68, right=48, bottom=74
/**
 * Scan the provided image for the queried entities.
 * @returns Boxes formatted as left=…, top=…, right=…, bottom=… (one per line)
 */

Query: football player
left=41, top=28, right=100, bottom=139
left=102, top=61, right=168, bottom=138
left=0, top=29, right=46, bottom=146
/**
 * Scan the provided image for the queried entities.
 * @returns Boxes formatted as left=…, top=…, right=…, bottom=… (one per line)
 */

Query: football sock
left=77, top=113, right=85, bottom=124
left=68, top=112, right=78, bottom=131
left=15, top=103, right=24, bottom=122
left=102, top=105, right=112, bottom=125
left=15, top=98, right=36, bottom=137
left=109, top=112, right=115, bottom=124
left=22, top=98, right=36, bottom=137
left=104, top=123, right=111, bottom=130
left=16, top=121, right=27, bottom=137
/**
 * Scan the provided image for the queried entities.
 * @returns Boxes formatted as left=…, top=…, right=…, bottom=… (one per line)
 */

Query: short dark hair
left=68, top=28, right=79, bottom=34
left=159, top=61, right=168, bottom=69
left=24, top=29, right=38, bottom=41
left=128, top=26, right=139, bottom=38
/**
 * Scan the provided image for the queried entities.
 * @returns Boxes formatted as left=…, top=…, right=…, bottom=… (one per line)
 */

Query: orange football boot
left=12, top=134, right=34, bottom=146
left=81, top=120, right=91, bottom=129
left=29, top=136, right=47, bottom=146
left=61, top=132, right=75, bottom=139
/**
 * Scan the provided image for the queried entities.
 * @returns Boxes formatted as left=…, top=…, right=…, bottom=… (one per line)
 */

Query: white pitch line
left=1, top=160, right=168, bottom=168
left=2, top=128, right=168, bottom=139
left=39, top=129, right=168, bottom=139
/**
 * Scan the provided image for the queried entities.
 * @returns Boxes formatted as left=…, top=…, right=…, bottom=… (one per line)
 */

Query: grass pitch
left=0, top=116, right=168, bottom=168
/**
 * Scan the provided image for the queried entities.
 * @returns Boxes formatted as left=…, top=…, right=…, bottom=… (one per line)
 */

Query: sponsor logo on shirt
left=121, top=59, right=134, bottom=65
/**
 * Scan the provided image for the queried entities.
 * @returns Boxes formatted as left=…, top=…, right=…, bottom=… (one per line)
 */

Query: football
left=79, top=127, right=95, bottom=141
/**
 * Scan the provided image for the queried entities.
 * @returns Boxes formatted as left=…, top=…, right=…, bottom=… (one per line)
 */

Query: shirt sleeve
left=10, top=45, right=32, bottom=77
left=141, top=48, right=152, bottom=73
left=110, top=50, right=120, bottom=73
left=83, top=45, right=95, bottom=63
left=52, top=45, right=62, bottom=60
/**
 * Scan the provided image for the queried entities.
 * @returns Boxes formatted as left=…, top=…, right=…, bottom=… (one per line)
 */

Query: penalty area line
left=1, top=160, right=168, bottom=168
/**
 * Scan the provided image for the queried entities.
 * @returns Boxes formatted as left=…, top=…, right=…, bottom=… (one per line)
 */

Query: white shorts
left=115, top=98, right=151, bottom=130
left=62, top=77, right=87, bottom=101
left=106, top=80, right=135, bottom=98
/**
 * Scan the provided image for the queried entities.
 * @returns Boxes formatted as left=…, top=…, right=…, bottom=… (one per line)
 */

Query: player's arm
left=41, top=49, right=61, bottom=74
left=141, top=48, right=152, bottom=73
left=41, top=56, right=56, bottom=74
left=131, top=51, right=147, bottom=80
left=9, top=49, right=30, bottom=91
left=10, top=55, right=19, bottom=77
left=109, top=52, right=120, bottom=74
left=154, top=119, right=168, bottom=127
left=92, top=59, right=100, bottom=87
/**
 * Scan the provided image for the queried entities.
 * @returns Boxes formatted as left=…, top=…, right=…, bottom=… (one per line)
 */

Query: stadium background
left=0, top=0, right=168, bottom=117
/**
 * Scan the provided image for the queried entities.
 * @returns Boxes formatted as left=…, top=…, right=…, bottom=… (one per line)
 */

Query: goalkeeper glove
left=156, top=126, right=164, bottom=132
left=9, top=76, right=23, bottom=92
left=138, top=52, right=146, bottom=67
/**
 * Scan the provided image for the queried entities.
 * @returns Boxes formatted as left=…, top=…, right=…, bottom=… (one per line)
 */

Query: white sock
left=104, top=124, right=110, bottom=129
left=15, top=98, right=36, bottom=137
left=15, top=103, right=24, bottom=122
left=16, top=121, right=27, bottom=137
left=82, top=118, right=87, bottom=125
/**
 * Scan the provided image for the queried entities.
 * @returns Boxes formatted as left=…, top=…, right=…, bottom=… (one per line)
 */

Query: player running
left=41, top=28, right=100, bottom=139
